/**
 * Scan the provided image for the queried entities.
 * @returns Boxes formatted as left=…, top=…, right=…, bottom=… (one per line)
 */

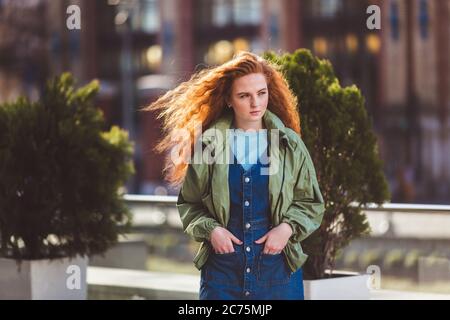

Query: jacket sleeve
left=282, top=140, right=325, bottom=243
left=176, top=163, right=221, bottom=242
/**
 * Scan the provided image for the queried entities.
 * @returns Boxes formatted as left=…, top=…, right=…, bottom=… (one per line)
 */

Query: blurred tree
left=0, top=73, right=135, bottom=262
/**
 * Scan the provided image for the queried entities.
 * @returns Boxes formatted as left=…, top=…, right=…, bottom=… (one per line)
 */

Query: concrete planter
left=303, top=270, right=372, bottom=300
left=0, top=255, right=88, bottom=300
left=90, top=234, right=147, bottom=270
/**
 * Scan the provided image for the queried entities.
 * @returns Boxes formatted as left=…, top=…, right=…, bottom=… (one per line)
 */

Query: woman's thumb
left=255, top=234, right=267, bottom=244
left=230, top=234, right=243, bottom=245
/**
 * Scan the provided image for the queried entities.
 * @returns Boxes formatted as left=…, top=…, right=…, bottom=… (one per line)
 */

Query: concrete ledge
left=87, top=267, right=199, bottom=300
left=87, top=267, right=450, bottom=300
left=89, top=234, right=147, bottom=270
left=369, top=289, right=450, bottom=300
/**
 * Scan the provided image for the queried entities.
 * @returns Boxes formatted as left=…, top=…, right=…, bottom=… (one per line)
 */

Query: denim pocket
left=205, top=250, right=241, bottom=286
left=257, top=252, right=291, bottom=287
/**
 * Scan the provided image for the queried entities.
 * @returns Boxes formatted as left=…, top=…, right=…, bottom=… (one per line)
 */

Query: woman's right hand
left=209, top=226, right=243, bottom=254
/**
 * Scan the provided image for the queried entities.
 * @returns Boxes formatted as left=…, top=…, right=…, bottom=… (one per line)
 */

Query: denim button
left=246, top=267, right=251, bottom=273
left=244, top=177, right=250, bottom=183
left=246, top=246, right=251, bottom=252
left=245, top=223, right=251, bottom=229
left=244, top=200, right=250, bottom=207
left=245, top=291, right=250, bottom=296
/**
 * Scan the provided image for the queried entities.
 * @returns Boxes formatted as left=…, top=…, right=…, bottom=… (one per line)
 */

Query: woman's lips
left=250, top=111, right=260, bottom=115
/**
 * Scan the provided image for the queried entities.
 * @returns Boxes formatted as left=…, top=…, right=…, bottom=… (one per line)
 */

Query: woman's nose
left=250, top=95, right=259, bottom=107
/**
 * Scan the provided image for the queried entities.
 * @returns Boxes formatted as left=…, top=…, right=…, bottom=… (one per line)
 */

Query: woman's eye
left=239, top=92, right=265, bottom=99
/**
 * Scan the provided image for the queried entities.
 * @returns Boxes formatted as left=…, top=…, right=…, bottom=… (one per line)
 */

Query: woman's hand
left=210, top=226, right=243, bottom=254
left=254, top=223, right=293, bottom=254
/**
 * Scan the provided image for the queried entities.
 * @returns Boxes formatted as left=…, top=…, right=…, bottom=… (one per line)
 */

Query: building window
left=390, top=1, right=400, bottom=41
left=310, top=0, right=341, bottom=18
left=111, top=0, right=159, bottom=33
left=135, top=0, right=160, bottom=33
left=419, top=0, right=429, bottom=40
left=233, top=0, right=261, bottom=25
left=212, top=0, right=233, bottom=27
left=211, top=0, right=261, bottom=27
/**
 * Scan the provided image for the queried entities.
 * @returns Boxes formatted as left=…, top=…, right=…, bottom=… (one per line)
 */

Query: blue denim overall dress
left=199, top=138, right=304, bottom=300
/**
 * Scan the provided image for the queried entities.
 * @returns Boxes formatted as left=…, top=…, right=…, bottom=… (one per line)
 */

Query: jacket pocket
left=257, top=253, right=291, bottom=287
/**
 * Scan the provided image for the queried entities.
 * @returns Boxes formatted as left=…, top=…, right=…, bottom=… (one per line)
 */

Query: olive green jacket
left=176, top=109, right=325, bottom=272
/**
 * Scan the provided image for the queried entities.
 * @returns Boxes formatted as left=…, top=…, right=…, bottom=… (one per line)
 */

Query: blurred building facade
left=0, top=0, right=449, bottom=203
left=0, top=0, right=48, bottom=102
left=378, top=0, right=450, bottom=203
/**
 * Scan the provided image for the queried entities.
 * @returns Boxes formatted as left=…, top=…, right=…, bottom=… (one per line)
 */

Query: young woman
left=144, top=51, right=325, bottom=300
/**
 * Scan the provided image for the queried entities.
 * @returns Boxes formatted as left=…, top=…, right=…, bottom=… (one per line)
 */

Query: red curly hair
left=141, top=51, right=301, bottom=188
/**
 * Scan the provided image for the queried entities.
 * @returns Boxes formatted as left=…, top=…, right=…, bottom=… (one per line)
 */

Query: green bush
left=404, top=249, right=421, bottom=269
left=264, top=49, right=390, bottom=279
left=0, top=73, right=135, bottom=261
left=383, top=249, right=405, bottom=270
left=359, top=249, right=383, bottom=270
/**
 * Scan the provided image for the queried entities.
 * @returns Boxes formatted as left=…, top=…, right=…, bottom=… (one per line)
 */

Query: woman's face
left=228, top=73, right=269, bottom=129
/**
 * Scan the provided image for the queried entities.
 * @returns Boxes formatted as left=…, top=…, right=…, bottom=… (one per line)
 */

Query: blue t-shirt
left=229, top=127, right=268, bottom=171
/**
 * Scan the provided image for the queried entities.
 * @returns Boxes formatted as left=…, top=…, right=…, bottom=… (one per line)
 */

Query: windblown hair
left=141, top=51, right=301, bottom=188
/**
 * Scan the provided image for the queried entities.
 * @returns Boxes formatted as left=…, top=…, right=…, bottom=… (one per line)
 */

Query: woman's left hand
left=254, top=222, right=293, bottom=254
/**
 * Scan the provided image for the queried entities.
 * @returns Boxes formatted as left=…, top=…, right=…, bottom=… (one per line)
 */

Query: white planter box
left=303, top=270, right=372, bottom=300
left=0, top=256, right=88, bottom=300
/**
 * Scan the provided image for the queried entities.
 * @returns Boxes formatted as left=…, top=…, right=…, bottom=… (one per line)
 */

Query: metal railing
left=123, top=194, right=450, bottom=239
